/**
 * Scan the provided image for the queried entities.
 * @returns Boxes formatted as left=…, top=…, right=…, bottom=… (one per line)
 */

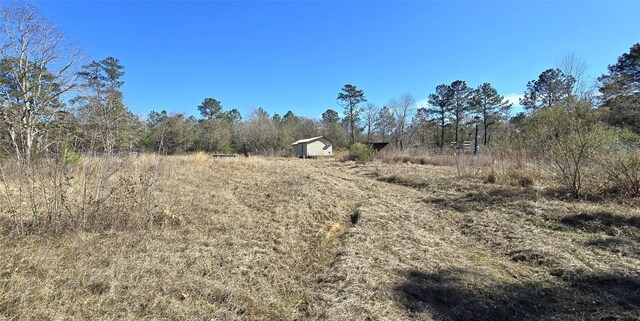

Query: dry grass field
left=1, top=155, right=639, bottom=320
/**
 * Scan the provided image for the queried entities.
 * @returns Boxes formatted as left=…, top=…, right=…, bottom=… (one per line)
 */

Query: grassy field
left=1, top=155, right=639, bottom=320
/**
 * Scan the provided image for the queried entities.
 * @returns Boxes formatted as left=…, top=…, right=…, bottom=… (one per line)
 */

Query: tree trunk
left=474, top=123, right=479, bottom=156
left=8, top=127, right=21, bottom=162
left=483, top=122, right=489, bottom=145
left=440, top=118, right=445, bottom=152
left=350, top=118, right=356, bottom=144
left=454, top=119, right=459, bottom=148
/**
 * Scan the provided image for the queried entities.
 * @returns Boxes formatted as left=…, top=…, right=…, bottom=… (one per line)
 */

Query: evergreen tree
left=599, top=43, right=640, bottom=134
left=222, top=108, right=242, bottom=123
left=521, top=68, right=575, bottom=112
left=427, top=84, right=453, bottom=151
left=75, top=57, right=131, bottom=154
left=321, top=108, right=348, bottom=147
left=471, top=83, right=512, bottom=145
left=449, top=80, right=472, bottom=147
left=322, top=109, right=340, bottom=125
left=197, top=98, right=223, bottom=120
left=337, top=84, right=366, bottom=144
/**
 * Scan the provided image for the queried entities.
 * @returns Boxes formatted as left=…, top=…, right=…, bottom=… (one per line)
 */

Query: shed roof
left=291, top=136, right=332, bottom=146
left=364, top=142, right=390, bottom=152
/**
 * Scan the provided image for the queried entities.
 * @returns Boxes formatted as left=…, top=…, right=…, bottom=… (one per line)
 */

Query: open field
left=1, top=155, right=639, bottom=320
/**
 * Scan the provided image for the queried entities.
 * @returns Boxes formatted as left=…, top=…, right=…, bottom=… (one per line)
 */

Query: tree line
left=0, top=4, right=639, bottom=162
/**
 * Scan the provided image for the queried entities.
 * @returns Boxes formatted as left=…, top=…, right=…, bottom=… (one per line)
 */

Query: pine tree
left=75, top=57, right=130, bottom=154
left=449, top=80, right=472, bottom=147
left=520, top=69, right=575, bottom=112
left=337, top=84, right=366, bottom=144
left=471, top=83, right=512, bottom=145
left=427, top=84, right=453, bottom=151
left=599, top=43, right=640, bottom=134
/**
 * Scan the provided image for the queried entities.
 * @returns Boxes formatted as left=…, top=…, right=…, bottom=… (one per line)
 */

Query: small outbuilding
left=292, top=136, right=333, bottom=158
left=364, top=142, right=390, bottom=153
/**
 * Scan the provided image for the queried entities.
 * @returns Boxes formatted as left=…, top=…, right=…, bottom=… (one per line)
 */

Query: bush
left=601, top=149, right=640, bottom=196
left=515, top=172, right=535, bottom=187
left=485, top=169, right=497, bottom=184
left=0, top=156, right=163, bottom=235
left=348, top=143, right=375, bottom=163
left=523, top=102, right=619, bottom=197
left=61, top=144, right=81, bottom=167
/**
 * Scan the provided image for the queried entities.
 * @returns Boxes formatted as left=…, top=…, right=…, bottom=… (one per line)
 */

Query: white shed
left=291, top=136, right=333, bottom=157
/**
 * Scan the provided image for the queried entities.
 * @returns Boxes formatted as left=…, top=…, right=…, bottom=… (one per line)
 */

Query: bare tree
left=0, top=4, right=83, bottom=162
left=374, top=106, right=395, bottom=143
left=362, top=103, right=378, bottom=142
left=412, top=107, right=432, bottom=147
left=389, top=94, right=415, bottom=150
left=559, top=52, right=590, bottom=100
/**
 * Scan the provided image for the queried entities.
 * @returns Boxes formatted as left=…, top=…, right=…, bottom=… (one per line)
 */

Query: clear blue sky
left=35, top=1, right=640, bottom=120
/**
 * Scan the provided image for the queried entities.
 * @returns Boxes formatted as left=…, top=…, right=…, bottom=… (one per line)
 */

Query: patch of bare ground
left=1, top=156, right=638, bottom=320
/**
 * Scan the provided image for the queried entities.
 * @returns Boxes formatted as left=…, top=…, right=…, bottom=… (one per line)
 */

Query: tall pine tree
left=75, top=57, right=132, bottom=154
left=449, top=80, right=472, bottom=147
left=427, top=84, right=453, bottom=151
left=337, top=84, right=366, bottom=144
left=471, top=83, right=512, bottom=145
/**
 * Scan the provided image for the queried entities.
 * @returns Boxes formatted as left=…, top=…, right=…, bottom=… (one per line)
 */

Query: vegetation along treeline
left=0, top=4, right=639, bottom=196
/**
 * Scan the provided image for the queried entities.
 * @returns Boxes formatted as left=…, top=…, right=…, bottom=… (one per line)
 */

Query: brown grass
left=0, top=155, right=638, bottom=320
left=0, top=155, right=163, bottom=234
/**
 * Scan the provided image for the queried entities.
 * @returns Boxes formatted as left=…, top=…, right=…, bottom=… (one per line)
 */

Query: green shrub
left=61, top=144, right=81, bottom=166
left=523, top=102, right=619, bottom=197
left=348, top=143, right=375, bottom=163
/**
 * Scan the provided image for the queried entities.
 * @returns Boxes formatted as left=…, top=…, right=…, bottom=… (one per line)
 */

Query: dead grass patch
left=376, top=174, right=431, bottom=189
left=0, top=155, right=165, bottom=235
left=394, top=268, right=640, bottom=321
left=0, top=156, right=638, bottom=320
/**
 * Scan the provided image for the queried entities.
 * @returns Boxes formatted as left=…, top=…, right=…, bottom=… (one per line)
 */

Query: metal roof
left=291, top=136, right=331, bottom=145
